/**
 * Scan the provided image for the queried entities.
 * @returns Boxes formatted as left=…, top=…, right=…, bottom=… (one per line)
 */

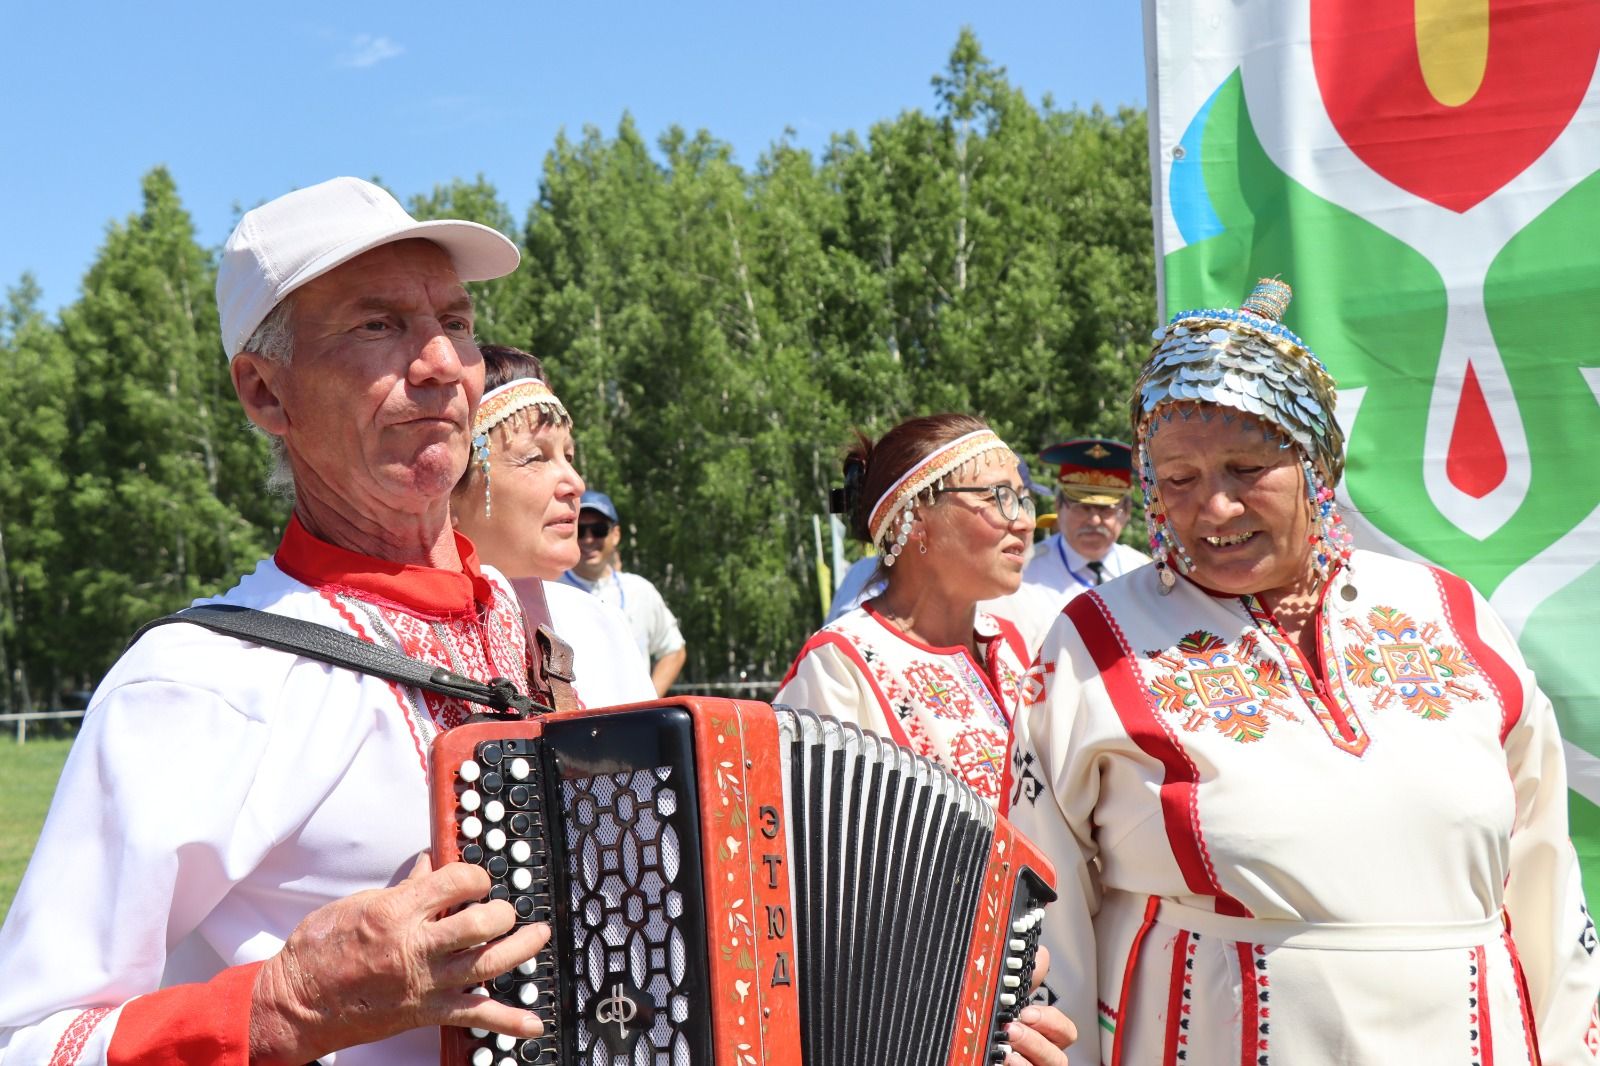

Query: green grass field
left=0, top=737, right=73, bottom=923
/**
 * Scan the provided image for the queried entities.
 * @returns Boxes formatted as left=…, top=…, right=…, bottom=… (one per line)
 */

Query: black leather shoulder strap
left=130, top=603, right=547, bottom=717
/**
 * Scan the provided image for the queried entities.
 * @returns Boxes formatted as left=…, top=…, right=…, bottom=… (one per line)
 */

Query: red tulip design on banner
left=1311, top=0, right=1600, bottom=213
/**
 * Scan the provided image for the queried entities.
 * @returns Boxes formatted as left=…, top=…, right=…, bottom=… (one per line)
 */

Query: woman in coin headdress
left=1004, top=280, right=1600, bottom=1063
left=777, top=413, right=1037, bottom=804
left=451, top=345, right=654, bottom=708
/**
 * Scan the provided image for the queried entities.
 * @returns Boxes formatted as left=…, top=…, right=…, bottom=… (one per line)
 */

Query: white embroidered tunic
left=0, top=517, right=546, bottom=1066
left=1005, top=549, right=1600, bottom=1064
left=776, top=603, right=1029, bottom=803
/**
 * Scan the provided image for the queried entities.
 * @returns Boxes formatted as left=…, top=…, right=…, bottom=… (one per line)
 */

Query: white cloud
left=338, top=34, right=404, bottom=69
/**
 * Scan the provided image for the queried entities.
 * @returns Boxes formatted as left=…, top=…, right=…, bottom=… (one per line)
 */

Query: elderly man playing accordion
left=0, top=178, right=552, bottom=1065
left=1006, top=279, right=1600, bottom=1063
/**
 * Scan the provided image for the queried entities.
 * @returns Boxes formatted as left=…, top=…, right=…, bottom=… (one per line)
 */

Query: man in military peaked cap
left=1020, top=437, right=1150, bottom=602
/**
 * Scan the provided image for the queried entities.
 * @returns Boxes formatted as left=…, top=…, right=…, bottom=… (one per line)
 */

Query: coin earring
left=474, top=433, right=492, bottom=518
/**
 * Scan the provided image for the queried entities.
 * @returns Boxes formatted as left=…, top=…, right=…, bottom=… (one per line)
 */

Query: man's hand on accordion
left=1002, top=944, right=1078, bottom=1065
left=246, top=852, right=550, bottom=1065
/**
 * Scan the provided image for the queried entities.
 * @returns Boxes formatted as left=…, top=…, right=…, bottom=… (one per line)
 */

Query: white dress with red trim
left=1005, top=549, right=1600, bottom=1065
left=775, top=603, right=1029, bottom=804
left=0, top=518, right=538, bottom=1066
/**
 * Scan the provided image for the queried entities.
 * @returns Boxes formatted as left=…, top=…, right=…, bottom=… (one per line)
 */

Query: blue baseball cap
left=579, top=490, right=619, bottom=524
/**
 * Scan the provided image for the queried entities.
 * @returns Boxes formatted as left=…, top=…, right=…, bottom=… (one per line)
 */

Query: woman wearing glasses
left=775, top=413, right=1036, bottom=804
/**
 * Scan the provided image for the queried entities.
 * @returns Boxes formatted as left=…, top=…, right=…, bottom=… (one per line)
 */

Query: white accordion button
left=459, top=760, right=481, bottom=783
left=517, top=982, right=538, bottom=1005
left=517, top=958, right=537, bottom=976
left=485, top=827, right=508, bottom=851
left=471, top=1047, right=492, bottom=1066
left=460, top=816, right=484, bottom=840
left=511, top=868, right=533, bottom=891
left=508, top=757, right=530, bottom=780
left=459, top=790, right=482, bottom=813
left=483, top=799, right=506, bottom=823
left=509, top=840, right=532, bottom=863
left=495, top=1034, right=515, bottom=1051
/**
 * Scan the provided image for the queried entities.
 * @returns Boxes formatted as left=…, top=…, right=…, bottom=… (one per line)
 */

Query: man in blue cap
left=562, top=490, right=688, bottom=695
left=1022, top=437, right=1150, bottom=601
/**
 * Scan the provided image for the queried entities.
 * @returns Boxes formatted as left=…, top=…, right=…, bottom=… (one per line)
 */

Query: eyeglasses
left=577, top=521, right=614, bottom=540
left=1062, top=499, right=1128, bottom=517
left=935, top=484, right=1037, bottom=523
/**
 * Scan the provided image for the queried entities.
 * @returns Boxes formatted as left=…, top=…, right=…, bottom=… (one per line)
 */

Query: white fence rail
left=1, top=682, right=783, bottom=742
left=0, top=710, right=86, bottom=743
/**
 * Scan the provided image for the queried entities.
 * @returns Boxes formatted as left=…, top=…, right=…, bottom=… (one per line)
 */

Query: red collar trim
left=274, top=514, right=495, bottom=621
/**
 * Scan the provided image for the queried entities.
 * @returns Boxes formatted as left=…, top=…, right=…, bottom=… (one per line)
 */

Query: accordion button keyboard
left=448, top=742, right=562, bottom=1066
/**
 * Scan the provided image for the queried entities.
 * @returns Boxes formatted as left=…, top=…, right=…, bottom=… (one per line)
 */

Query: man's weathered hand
left=248, top=853, right=549, bottom=1065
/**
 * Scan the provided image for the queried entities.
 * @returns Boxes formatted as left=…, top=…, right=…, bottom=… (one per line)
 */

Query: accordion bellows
left=429, top=697, right=1057, bottom=1066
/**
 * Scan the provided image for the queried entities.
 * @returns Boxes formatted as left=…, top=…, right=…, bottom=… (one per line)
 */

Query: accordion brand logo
left=590, top=978, right=652, bottom=1055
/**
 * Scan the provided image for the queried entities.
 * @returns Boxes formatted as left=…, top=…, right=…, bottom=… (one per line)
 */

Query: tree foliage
left=0, top=33, right=1151, bottom=703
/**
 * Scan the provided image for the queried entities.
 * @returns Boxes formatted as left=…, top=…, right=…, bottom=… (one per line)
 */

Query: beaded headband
left=474, top=377, right=568, bottom=436
left=469, top=377, right=569, bottom=519
left=1133, top=278, right=1344, bottom=483
left=866, top=429, right=1011, bottom=548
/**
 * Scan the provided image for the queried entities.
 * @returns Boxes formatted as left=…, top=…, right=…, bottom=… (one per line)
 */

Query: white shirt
left=559, top=568, right=685, bottom=664
left=518, top=578, right=655, bottom=707
left=1021, top=532, right=1149, bottom=600
left=0, top=520, right=547, bottom=1066
left=825, top=555, right=884, bottom=623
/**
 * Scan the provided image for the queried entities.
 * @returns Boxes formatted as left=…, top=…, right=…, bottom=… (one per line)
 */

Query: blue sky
left=2, top=2, right=1146, bottom=316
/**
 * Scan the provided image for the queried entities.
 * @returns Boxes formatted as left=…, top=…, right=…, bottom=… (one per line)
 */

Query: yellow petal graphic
left=1415, top=0, right=1489, bottom=107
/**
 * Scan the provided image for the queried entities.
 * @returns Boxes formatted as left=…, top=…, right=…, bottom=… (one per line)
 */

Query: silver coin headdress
left=1133, top=278, right=1343, bottom=484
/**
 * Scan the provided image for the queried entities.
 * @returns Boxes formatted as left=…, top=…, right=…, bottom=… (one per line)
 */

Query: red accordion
left=428, top=697, right=1055, bottom=1066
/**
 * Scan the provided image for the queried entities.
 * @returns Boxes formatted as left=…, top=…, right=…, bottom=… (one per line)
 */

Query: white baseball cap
left=216, top=176, right=521, bottom=358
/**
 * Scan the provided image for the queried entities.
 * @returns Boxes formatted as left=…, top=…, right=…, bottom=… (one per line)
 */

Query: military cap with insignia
left=1039, top=438, right=1135, bottom=507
